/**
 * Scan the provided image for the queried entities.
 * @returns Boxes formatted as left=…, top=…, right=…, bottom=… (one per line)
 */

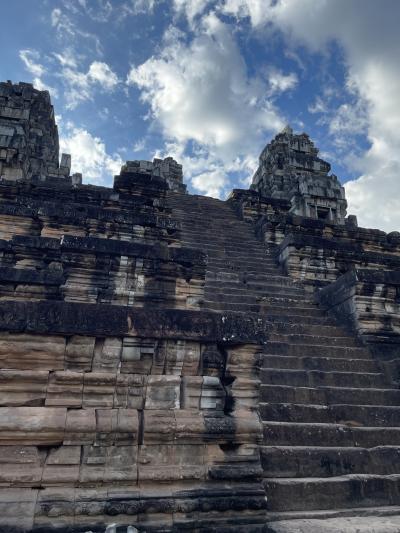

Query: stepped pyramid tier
left=1, top=81, right=400, bottom=531
left=251, top=126, right=349, bottom=225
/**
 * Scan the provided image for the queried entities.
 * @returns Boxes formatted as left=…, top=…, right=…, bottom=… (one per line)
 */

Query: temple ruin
left=1, top=81, right=400, bottom=532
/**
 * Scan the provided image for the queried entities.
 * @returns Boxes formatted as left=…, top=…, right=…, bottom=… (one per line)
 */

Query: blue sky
left=1, top=0, right=400, bottom=231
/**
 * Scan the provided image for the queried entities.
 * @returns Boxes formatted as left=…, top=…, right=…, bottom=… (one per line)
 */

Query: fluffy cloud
left=267, top=68, right=298, bottom=95
left=87, top=61, right=119, bottom=90
left=127, top=14, right=293, bottom=197
left=173, top=0, right=212, bottom=23
left=219, top=0, right=400, bottom=231
left=59, top=122, right=123, bottom=185
left=56, top=57, right=119, bottom=109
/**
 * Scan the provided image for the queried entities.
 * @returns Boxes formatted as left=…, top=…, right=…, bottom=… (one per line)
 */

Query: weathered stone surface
left=251, top=126, right=348, bottom=224
left=1, top=84, right=400, bottom=531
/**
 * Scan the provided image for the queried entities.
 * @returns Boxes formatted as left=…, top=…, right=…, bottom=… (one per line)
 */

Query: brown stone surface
left=1, top=85, right=400, bottom=531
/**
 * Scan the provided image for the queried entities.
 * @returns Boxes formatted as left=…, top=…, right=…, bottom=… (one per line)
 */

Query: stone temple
left=1, top=81, right=400, bottom=532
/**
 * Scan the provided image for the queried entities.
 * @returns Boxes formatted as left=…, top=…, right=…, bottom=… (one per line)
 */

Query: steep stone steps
left=266, top=334, right=361, bottom=348
left=206, top=277, right=302, bottom=289
left=263, top=422, right=400, bottom=447
left=261, top=355, right=382, bottom=373
left=261, top=368, right=388, bottom=388
left=260, top=385, right=400, bottom=405
left=262, top=341, right=371, bottom=358
left=266, top=511, right=400, bottom=533
left=264, top=475, right=400, bottom=512
left=260, top=403, right=400, bottom=426
left=204, top=285, right=306, bottom=299
left=166, top=190, right=400, bottom=523
left=261, top=446, right=400, bottom=477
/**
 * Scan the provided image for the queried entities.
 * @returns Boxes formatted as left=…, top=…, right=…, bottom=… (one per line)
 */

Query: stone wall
left=0, top=81, right=73, bottom=181
left=0, top=157, right=267, bottom=530
left=318, top=268, right=400, bottom=358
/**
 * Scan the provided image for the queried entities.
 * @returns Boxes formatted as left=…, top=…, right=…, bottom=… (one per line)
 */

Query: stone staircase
left=167, top=191, right=400, bottom=530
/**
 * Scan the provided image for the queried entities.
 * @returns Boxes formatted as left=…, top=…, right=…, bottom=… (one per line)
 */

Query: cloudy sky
left=1, top=0, right=399, bottom=231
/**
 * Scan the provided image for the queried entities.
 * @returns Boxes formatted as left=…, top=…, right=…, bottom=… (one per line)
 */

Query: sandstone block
left=138, top=443, right=206, bottom=482
left=145, top=375, right=180, bottom=409
left=0, top=488, right=38, bottom=531
left=181, top=376, right=203, bottom=409
left=46, top=371, right=83, bottom=407
left=64, top=408, right=95, bottom=445
left=92, top=337, right=122, bottom=372
left=0, top=333, right=65, bottom=370
left=83, top=372, right=116, bottom=408
left=0, top=445, right=43, bottom=484
left=42, top=445, right=81, bottom=484
left=65, top=335, right=95, bottom=371
left=121, top=337, right=156, bottom=374
left=0, top=369, right=48, bottom=406
left=114, top=374, right=145, bottom=409
left=0, top=406, right=66, bottom=445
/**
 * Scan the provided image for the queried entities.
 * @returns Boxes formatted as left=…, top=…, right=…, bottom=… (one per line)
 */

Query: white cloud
left=267, top=68, right=298, bottom=95
left=116, top=0, right=156, bottom=18
left=19, top=49, right=45, bottom=78
left=53, top=49, right=78, bottom=68
left=308, top=96, right=328, bottom=115
left=127, top=12, right=284, bottom=197
left=173, top=0, right=212, bottom=23
left=50, top=7, right=103, bottom=54
left=76, top=0, right=113, bottom=22
left=192, top=168, right=228, bottom=197
left=219, top=0, right=400, bottom=231
left=59, top=123, right=123, bottom=185
left=87, top=61, right=119, bottom=90
left=54, top=55, right=119, bottom=109
left=130, top=0, right=156, bottom=13
left=19, top=49, right=59, bottom=97
left=133, top=138, right=146, bottom=152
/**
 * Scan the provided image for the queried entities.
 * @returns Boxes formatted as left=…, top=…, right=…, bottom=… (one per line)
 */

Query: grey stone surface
left=251, top=126, right=348, bottom=224
left=0, top=81, right=71, bottom=181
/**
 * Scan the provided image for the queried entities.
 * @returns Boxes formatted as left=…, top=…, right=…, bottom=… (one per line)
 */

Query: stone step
left=179, top=236, right=264, bottom=246
left=206, top=280, right=301, bottom=301
left=263, top=314, right=336, bottom=326
left=267, top=334, right=360, bottom=348
left=264, top=474, right=400, bottom=512
left=261, top=355, right=381, bottom=373
left=261, top=446, right=400, bottom=478
left=260, top=403, right=400, bottom=427
left=262, top=304, right=324, bottom=316
left=266, top=323, right=355, bottom=338
left=261, top=368, right=388, bottom=388
left=263, top=421, right=400, bottom=448
left=205, top=278, right=303, bottom=290
left=266, top=512, right=400, bottom=533
left=205, top=268, right=296, bottom=280
left=260, top=384, right=400, bottom=406
left=202, top=301, right=260, bottom=313
left=263, top=342, right=370, bottom=359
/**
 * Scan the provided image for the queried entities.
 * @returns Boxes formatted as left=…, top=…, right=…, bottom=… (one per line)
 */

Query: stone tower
left=0, top=81, right=72, bottom=181
left=251, top=126, right=348, bottom=224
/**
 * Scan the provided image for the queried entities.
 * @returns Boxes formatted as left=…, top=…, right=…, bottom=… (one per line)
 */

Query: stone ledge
left=0, top=300, right=269, bottom=343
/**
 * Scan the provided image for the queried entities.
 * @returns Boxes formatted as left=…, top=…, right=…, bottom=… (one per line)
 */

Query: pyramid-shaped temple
left=1, top=81, right=400, bottom=532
